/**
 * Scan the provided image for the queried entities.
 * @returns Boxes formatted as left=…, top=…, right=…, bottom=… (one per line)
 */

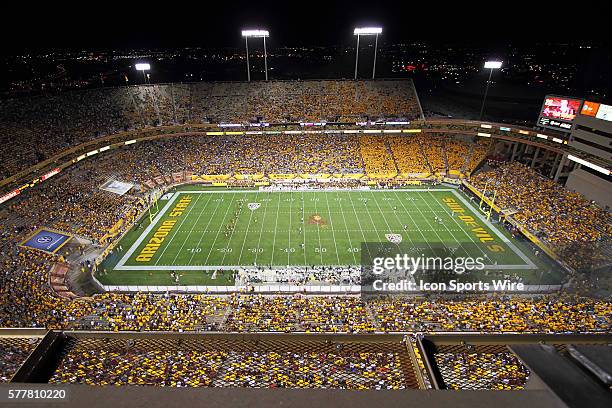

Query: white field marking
left=335, top=191, right=359, bottom=264
left=346, top=189, right=374, bottom=261
left=220, top=193, right=249, bottom=265
left=176, top=188, right=454, bottom=194
left=415, top=190, right=476, bottom=256
left=313, top=190, right=324, bottom=264
left=203, top=193, right=240, bottom=265
left=301, top=191, right=307, bottom=265
left=237, top=193, right=257, bottom=265
left=154, top=192, right=205, bottom=266
left=115, top=193, right=181, bottom=269
left=253, top=191, right=272, bottom=266
left=422, top=190, right=534, bottom=270
left=288, top=191, right=292, bottom=265
left=113, top=264, right=356, bottom=271
left=270, top=193, right=282, bottom=266
left=114, top=187, right=536, bottom=271
left=174, top=229, right=464, bottom=233
left=169, top=193, right=216, bottom=265
left=184, top=193, right=226, bottom=265
left=367, top=190, right=403, bottom=249
left=450, top=189, right=536, bottom=268
left=324, top=191, right=342, bottom=264
left=392, top=190, right=437, bottom=255
left=358, top=190, right=393, bottom=257
left=382, top=191, right=418, bottom=250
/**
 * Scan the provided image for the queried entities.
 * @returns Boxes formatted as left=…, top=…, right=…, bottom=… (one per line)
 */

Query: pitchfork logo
left=248, top=203, right=261, bottom=210
left=37, top=236, right=53, bottom=244
left=385, top=234, right=402, bottom=244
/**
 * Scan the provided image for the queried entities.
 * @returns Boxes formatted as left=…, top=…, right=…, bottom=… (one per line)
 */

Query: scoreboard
left=537, top=95, right=583, bottom=132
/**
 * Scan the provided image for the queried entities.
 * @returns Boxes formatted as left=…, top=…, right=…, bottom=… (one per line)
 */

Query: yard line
left=115, top=192, right=179, bottom=269
left=312, top=192, right=324, bottom=264
left=422, top=191, right=506, bottom=266
left=236, top=193, right=257, bottom=265
left=270, top=192, right=282, bottom=266
left=366, top=190, right=401, bottom=246
left=173, top=193, right=218, bottom=265
left=346, top=190, right=374, bottom=261
left=417, top=191, right=484, bottom=261
left=254, top=191, right=272, bottom=266
left=335, top=191, right=359, bottom=264
left=451, top=189, right=535, bottom=267
left=220, top=192, right=249, bottom=265
left=324, top=191, right=342, bottom=264
left=301, top=191, right=307, bottom=265
left=288, top=191, right=292, bottom=265
left=392, top=190, right=437, bottom=254
left=154, top=192, right=205, bottom=265
left=382, top=191, right=417, bottom=250
left=185, top=194, right=227, bottom=265
left=203, top=193, right=240, bottom=265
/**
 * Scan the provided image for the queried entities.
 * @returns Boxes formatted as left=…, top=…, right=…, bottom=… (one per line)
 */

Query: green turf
left=97, top=187, right=563, bottom=286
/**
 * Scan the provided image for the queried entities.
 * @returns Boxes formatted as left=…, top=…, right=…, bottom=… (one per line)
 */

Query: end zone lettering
left=442, top=197, right=505, bottom=252
left=135, top=195, right=192, bottom=262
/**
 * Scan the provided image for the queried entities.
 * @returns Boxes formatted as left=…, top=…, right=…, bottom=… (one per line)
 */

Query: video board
left=537, top=95, right=583, bottom=132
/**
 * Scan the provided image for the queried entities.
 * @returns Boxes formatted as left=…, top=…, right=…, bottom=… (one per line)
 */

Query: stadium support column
left=354, top=34, right=360, bottom=80
left=245, top=37, right=251, bottom=82
left=554, top=153, right=567, bottom=182
left=263, top=36, right=268, bottom=81
left=530, top=147, right=540, bottom=168
left=372, top=33, right=378, bottom=79
left=479, top=69, right=493, bottom=120
left=549, top=152, right=561, bottom=178
left=510, top=142, right=519, bottom=161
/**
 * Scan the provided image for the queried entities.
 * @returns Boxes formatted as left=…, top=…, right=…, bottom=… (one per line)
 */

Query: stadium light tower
left=353, top=27, right=382, bottom=80
left=135, top=63, right=151, bottom=85
left=241, top=29, right=270, bottom=82
left=479, top=60, right=503, bottom=120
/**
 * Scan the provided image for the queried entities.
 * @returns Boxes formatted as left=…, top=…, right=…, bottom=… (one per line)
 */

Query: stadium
left=0, top=21, right=611, bottom=408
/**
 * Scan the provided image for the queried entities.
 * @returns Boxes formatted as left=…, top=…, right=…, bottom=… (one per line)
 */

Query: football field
left=98, top=187, right=560, bottom=286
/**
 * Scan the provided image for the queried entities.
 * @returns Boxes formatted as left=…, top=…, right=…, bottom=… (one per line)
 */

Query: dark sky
left=3, top=1, right=611, bottom=52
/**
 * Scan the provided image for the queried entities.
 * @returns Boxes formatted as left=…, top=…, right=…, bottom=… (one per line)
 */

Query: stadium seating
left=0, top=80, right=421, bottom=180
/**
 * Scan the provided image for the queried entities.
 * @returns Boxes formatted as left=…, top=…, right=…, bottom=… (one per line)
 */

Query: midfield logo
left=385, top=233, right=403, bottom=244
left=248, top=203, right=261, bottom=210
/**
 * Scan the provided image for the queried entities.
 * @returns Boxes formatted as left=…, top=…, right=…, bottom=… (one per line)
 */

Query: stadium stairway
left=49, top=263, right=77, bottom=299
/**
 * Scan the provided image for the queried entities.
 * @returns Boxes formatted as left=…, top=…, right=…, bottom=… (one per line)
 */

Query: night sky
left=3, top=1, right=611, bottom=52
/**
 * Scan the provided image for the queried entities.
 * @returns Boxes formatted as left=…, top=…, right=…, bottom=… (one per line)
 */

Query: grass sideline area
left=97, top=186, right=563, bottom=287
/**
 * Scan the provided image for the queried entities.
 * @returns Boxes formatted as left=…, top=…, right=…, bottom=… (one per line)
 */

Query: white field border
left=113, top=188, right=536, bottom=271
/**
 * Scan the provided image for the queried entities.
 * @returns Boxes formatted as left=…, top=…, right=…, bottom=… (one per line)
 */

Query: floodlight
left=353, top=27, right=382, bottom=35
left=135, top=63, right=151, bottom=71
left=242, top=30, right=269, bottom=38
left=479, top=61, right=503, bottom=119
left=353, top=27, right=382, bottom=79
left=242, top=29, right=270, bottom=81
left=484, top=61, right=502, bottom=69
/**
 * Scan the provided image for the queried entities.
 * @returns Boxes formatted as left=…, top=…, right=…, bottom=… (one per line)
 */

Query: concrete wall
left=565, top=168, right=612, bottom=209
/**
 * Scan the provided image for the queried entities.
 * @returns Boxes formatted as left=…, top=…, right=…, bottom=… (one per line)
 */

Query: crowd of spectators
left=435, top=350, right=530, bottom=390
left=49, top=337, right=407, bottom=389
left=389, top=135, right=430, bottom=174
left=0, top=80, right=421, bottom=179
left=0, top=338, right=38, bottom=382
left=359, top=136, right=397, bottom=176
left=0, top=134, right=608, bottom=335
left=470, top=162, right=611, bottom=268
